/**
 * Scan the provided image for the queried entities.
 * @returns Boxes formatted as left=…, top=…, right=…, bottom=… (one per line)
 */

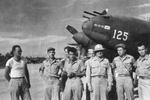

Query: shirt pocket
left=102, top=62, right=108, bottom=68
left=115, top=60, right=122, bottom=68
left=91, top=64, right=99, bottom=75
left=145, top=61, right=150, bottom=68
left=124, top=60, right=132, bottom=71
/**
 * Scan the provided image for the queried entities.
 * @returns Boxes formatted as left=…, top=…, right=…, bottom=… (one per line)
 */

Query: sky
left=0, top=0, right=150, bottom=57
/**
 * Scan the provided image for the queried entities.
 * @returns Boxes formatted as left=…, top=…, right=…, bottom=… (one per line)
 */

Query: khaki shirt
left=112, top=54, right=135, bottom=75
left=63, top=59, right=85, bottom=74
left=136, top=54, right=150, bottom=77
left=86, top=56, right=112, bottom=86
left=40, top=58, right=61, bottom=78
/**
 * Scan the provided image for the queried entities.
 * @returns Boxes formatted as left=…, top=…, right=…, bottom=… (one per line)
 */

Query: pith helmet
left=94, top=44, right=105, bottom=52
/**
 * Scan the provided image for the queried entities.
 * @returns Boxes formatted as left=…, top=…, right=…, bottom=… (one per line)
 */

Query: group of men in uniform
left=4, top=42, right=150, bottom=100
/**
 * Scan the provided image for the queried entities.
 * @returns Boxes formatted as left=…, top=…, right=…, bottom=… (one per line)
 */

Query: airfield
left=0, top=64, right=139, bottom=100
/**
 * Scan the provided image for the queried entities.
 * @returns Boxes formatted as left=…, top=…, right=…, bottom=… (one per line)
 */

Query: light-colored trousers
left=63, top=78, right=83, bottom=100
left=90, top=77, right=108, bottom=100
left=9, top=78, right=31, bottom=100
left=138, top=79, right=150, bottom=100
left=44, top=78, right=60, bottom=100
left=116, top=77, right=134, bottom=100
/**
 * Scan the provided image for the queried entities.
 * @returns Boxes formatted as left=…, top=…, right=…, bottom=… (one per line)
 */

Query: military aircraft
left=66, top=9, right=150, bottom=60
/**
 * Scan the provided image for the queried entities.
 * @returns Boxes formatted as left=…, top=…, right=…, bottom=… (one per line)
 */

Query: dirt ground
left=0, top=64, right=139, bottom=100
left=0, top=64, right=44, bottom=100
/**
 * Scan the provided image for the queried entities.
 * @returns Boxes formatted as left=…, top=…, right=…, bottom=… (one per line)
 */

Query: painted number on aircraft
left=112, top=30, right=129, bottom=41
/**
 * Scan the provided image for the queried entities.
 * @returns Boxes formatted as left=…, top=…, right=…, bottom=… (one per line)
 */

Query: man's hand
left=88, top=85, right=93, bottom=92
left=27, top=83, right=31, bottom=88
left=107, top=85, right=112, bottom=92
left=61, top=71, right=67, bottom=76
left=68, top=72, right=76, bottom=78
left=133, top=78, right=138, bottom=87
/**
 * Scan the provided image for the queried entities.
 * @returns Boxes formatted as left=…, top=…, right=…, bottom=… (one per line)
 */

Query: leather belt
left=92, top=75, right=106, bottom=78
left=11, top=77, right=25, bottom=79
left=139, top=76, right=150, bottom=79
left=47, top=76, right=59, bottom=79
left=118, top=74, right=130, bottom=77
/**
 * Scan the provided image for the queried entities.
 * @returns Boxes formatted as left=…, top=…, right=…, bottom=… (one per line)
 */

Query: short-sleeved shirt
left=63, top=59, right=85, bottom=74
left=136, top=54, right=150, bottom=77
left=112, top=54, right=135, bottom=75
left=6, top=57, right=27, bottom=78
left=41, top=58, right=61, bottom=78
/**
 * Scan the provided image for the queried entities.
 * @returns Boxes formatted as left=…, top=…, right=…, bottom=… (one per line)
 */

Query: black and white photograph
left=1, top=0, right=150, bottom=100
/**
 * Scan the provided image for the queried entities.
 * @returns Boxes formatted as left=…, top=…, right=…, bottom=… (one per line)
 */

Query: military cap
left=47, top=47, right=55, bottom=52
left=115, top=43, right=126, bottom=49
left=68, top=47, right=77, bottom=53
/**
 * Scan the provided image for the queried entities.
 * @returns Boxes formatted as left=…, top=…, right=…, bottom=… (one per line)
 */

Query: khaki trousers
left=44, top=77, right=60, bottom=100
left=116, top=77, right=134, bottom=100
left=9, top=78, right=31, bottom=100
left=63, top=78, right=83, bottom=100
left=90, top=77, right=108, bottom=100
left=138, top=79, right=150, bottom=100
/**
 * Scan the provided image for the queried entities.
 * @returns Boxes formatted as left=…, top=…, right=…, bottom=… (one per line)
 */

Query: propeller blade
left=66, top=25, right=78, bottom=34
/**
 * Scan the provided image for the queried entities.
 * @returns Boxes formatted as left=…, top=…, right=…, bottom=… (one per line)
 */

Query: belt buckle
left=118, top=74, right=129, bottom=77
left=98, top=75, right=105, bottom=78
left=11, top=77, right=24, bottom=79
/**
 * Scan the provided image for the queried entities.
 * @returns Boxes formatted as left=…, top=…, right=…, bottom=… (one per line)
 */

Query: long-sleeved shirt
left=86, top=56, right=113, bottom=86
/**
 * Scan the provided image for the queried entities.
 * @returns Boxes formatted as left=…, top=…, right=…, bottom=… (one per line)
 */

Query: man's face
left=68, top=51, right=76, bottom=61
left=14, top=47, right=22, bottom=57
left=48, top=50, right=55, bottom=58
left=64, top=49, right=68, bottom=57
left=95, top=51, right=103, bottom=58
left=117, top=47, right=126, bottom=57
left=88, top=51, right=95, bottom=58
left=138, top=45, right=147, bottom=57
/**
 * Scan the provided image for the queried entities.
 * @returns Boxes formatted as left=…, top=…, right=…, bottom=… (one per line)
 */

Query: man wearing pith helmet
left=86, top=44, right=113, bottom=100
left=112, top=43, right=135, bottom=100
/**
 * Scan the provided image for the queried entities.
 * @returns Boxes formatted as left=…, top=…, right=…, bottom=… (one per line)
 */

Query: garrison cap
left=115, top=43, right=126, bottom=49
left=47, top=47, right=55, bottom=52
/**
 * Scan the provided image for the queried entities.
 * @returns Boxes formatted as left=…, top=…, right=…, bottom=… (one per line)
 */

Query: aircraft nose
left=82, top=20, right=93, bottom=36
